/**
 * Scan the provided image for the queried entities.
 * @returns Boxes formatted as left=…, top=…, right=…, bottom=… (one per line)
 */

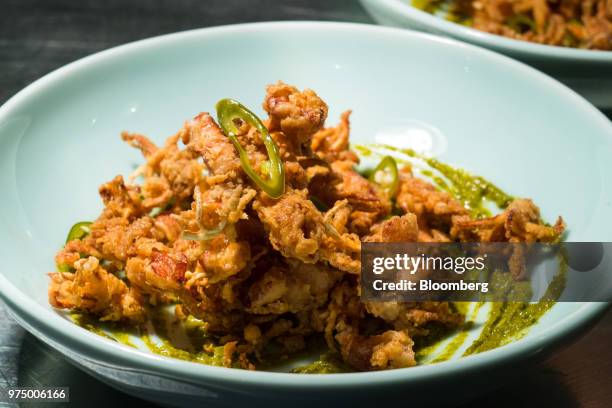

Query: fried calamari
left=48, top=82, right=564, bottom=371
left=417, top=0, right=612, bottom=50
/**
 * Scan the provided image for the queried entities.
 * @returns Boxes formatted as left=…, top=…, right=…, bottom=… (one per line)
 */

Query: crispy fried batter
left=451, top=198, right=565, bottom=242
left=397, top=167, right=469, bottom=233
left=309, top=159, right=392, bottom=235
left=49, top=257, right=145, bottom=322
left=263, top=81, right=328, bottom=153
left=48, top=82, right=563, bottom=372
left=254, top=190, right=361, bottom=273
left=364, top=214, right=419, bottom=243
left=311, top=110, right=359, bottom=163
left=336, top=327, right=416, bottom=371
left=452, top=0, right=612, bottom=49
left=247, top=260, right=341, bottom=315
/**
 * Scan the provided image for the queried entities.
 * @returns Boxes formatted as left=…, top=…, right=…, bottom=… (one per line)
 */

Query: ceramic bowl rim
left=0, top=21, right=610, bottom=389
left=368, top=0, right=612, bottom=62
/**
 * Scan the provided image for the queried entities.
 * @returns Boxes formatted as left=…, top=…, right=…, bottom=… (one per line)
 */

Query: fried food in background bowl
left=360, top=0, right=612, bottom=110
left=1, top=22, right=611, bottom=407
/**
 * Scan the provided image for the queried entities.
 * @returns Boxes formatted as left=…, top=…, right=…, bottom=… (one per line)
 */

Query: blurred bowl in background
left=360, top=0, right=612, bottom=110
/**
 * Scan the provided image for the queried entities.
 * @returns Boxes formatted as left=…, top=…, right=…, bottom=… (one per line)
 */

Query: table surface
left=1, top=1, right=611, bottom=407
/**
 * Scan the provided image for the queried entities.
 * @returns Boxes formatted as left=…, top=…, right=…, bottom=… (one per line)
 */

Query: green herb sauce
left=425, top=158, right=513, bottom=217
left=70, top=313, right=119, bottom=341
left=464, top=253, right=567, bottom=355
left=353, top=143, right=565, bottom=362
left=71, top=308, right=227, bottom=367
left=292, top=353, right=350, bottom=374
left=413, top=323, right=458, bottom=363
left=356, top=144, right=514, bottom=218
left=431, top=323, right=472, bottom=363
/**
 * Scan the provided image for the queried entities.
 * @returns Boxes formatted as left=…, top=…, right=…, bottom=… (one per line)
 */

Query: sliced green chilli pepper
left=216, top=98, right=285, bottom=199
left=370, top=156, right=399, bottom=198
left=66, top=221, right=92, bottom=243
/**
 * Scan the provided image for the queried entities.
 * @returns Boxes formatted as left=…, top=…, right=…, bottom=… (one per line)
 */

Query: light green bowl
left=0, top=22, right=610, bottom=407
left=360, top=0, right=612, bottom=109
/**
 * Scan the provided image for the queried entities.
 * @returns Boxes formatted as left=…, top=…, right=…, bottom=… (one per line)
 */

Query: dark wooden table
left=1, top=1, right=611, bottom=407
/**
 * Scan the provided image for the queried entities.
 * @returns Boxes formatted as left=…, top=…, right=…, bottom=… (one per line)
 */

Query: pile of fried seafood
left=48, top=82, right=564, bottom=371
left=427, top=0, right=612, bottom=49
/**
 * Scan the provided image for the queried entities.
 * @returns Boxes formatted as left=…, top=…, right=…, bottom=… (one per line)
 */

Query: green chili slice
left=370, top=156, right=399, bottom=198
left=66, top=221, right=92, bottom=243
left=216, top=98, right=285, bottom=199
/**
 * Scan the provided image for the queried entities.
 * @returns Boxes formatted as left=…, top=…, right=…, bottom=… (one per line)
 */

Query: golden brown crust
left=49, top=257, right=146, bottom=323
left=263, top=81, right=328, bottom=153
left=48, top=82, right=563, bottom=371
left=468, top=0, right=611, bottom=50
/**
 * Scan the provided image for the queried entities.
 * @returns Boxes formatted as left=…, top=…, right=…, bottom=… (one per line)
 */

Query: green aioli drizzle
left=356, top=144, right=514, bottom=218
left=70, top=313, right=119, bottom=341
left=71, top=308, right=227, bottom=367
left=292, top=353, right=350, bottom=374
left=416, top=303, right=478, bottom=364
left=464, top=253, right=567, bottom=355
left=431, top=325, right=472, bottom=363
left=425, top=158, right=514, bottom=217
left=112, top=332, right=136, bottom=348
left=413, top=323, right=458, bottom=363
left=353, top=143, right=564, bottom=363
